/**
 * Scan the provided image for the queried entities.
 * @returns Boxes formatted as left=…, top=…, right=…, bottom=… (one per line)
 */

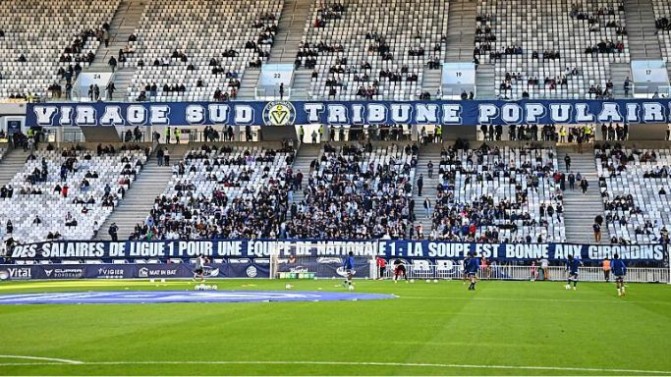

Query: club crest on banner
left=263, top=101, right=296, bottom=126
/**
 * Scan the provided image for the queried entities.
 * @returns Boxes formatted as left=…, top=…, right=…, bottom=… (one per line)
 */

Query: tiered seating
left=288, top=143, right=417, bottom=239
left=475, top=0, right=630, bottom=99
left=652, top=0, right=671, bottom=59
left=133, top=145, right=295, bottom=240
left=596, top=147, right=671, bottom=244
left=0, top=147, right=146, bottom=244
left=431, top=145, right=565, bottom=243
left=125, top=0, right=283, bottom=102
left=0, top=0, right=119, bottom=100
left=298, top=0, right=448, bottom=100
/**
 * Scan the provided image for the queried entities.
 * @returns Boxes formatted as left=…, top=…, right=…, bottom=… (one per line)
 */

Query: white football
left=348, top=285, right=354, bottom=291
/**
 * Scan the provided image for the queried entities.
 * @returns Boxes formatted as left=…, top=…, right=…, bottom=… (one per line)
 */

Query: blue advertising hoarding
left=0, top=262, right=271, bottom=281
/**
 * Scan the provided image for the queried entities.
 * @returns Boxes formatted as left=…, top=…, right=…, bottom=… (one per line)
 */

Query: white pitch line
left=0, top=360, right=669, bottom=374
left=0, top=355, right=83, bottom=364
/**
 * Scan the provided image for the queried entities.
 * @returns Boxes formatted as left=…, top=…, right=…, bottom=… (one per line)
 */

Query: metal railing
left=254, top=86, right=292, bottom=100
left=378, top=265, right=669, bottom=283
left=630, top=83, right=671, bottom=98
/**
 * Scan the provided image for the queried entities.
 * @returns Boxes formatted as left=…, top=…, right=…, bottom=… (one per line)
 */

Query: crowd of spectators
left=596, top=145, right=671, bottom=245
left=285, top=143, right=417, bottom=239
left=130, top=145, right=295, bottom=240
left=428, top=144, right=565, bottom=243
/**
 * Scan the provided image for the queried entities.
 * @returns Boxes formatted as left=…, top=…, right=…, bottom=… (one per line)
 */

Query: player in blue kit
left=565, top=254, right=582, bottom=290
left=611, top=253, right=627, bottom=297
left=461, top=255, right=470, bottom=285
left=466, top=252, right=480, bottom=290
left=343, top=251, right=355, bottom=290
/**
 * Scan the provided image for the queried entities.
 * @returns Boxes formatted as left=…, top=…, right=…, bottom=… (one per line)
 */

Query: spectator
left=568, top=171, right=575, bottom=190
left=157, top=148, right=164, bottom=166
left=108, top=222, right=119, bottom=241
left=623, top=77, right=630, bottom=97
left=580, top=177, right=588, bottom=194
left=163, top=149, right=170, bottom=166
left=106, top=82, right=115, bottom=100
left=423, top=197, right=431, bottom=218
left=593, top=221, right=601, bottom=242
left=108, top=56, right=117, bottom=73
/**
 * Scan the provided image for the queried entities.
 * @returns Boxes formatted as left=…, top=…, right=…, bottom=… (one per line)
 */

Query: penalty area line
left=0, top=360, right=668, bottom=374
left=0, top=355, right=83, bottom=364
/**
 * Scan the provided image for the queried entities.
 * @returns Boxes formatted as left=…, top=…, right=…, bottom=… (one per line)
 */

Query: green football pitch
left=0, top=279, right=670, bottom=376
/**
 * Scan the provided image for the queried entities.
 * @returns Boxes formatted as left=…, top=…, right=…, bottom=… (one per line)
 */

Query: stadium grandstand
left=0, top=0, right=669, bottom=273
left=3, top=3, right=671, bottom=377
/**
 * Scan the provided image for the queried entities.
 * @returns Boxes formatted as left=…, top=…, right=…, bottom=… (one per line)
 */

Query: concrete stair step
left=96, top=147, right=188, bottom=240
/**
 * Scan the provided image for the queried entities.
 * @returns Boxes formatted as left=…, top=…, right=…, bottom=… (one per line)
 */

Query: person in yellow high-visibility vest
left=435, top=125, right=442, bottom=143
left=175, top=128, right=181, bottom=144
left=584, top=125, right=592, bottom=142
left=559, top=126, right=567, bottom=143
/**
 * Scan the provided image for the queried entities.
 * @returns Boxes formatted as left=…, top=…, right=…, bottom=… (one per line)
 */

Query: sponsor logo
left=45, top=268, right=83, bottom=279
left=206, top=267, right=220, bottom=278
left=336, top=267, right=356, bottom=277
left=139, top=267, right=180, bottom=278
left=138, top=267, right=149, bottom=278
left=97, top=267, right=125, bottom=279
left=317, top=257, right=342, bottom=264
left=435, top=260, right=455, bottom=272
left=262, top=101, right=296, bottom=126
left=289, top=266, right=309, bottom=273
left=246, top=266, right=258, bottom=278
left=2, top=267, right=32, bottom=280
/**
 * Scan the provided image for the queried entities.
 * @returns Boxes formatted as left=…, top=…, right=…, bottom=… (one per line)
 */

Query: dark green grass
left=0, top=279, right=670, bottom=376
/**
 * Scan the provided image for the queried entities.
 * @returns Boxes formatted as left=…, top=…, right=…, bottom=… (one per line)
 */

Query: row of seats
left=131, top=145, right=295, bottom=240
left=298, top=0, right=448, bottom=100
left=476, top=0, right=630, bottom=100
left=124, top=0, right=284, bottom=101
left=0, top=147, right=146, bottom=245
left=0, top=0, right=119, bottom=99
left=652, top=0, right=671, bottom=61
left=596, top=147, right=671, bottom=244
left=430, top=145, right=565, bottom=242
